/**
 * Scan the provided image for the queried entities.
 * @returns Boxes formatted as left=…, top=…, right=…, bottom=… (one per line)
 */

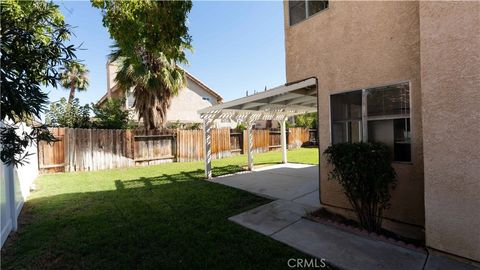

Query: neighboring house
left=98, top=62, right=225, bottom=126
left=284, top=0, right=479, bottom=263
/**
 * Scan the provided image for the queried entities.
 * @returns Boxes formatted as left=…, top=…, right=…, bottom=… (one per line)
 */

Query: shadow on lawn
left=1, top=164, right=321, bottom=270
left=114, top=164, right=244, bottom=190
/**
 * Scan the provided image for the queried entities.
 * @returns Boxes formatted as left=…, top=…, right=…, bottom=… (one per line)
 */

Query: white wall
left=0, top=161, right=13, bottom=247
left=0, top=122, right=38, bottom=247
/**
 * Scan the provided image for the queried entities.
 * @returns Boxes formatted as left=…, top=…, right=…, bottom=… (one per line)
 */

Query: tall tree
left=1, top=0, right=77, bottom=165
left=60, top=61, right=89, bottom=104
left=92, top=0, right=192, bottom=129
left=110, top=47, right=186, bottom=129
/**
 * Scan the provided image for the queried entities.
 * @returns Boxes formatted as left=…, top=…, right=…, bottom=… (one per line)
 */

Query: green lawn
left=1, top=148, right=320, bottom=269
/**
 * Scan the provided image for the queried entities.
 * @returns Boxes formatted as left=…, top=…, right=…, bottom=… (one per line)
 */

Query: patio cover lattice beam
left=198, top=78, right=317, bottom=179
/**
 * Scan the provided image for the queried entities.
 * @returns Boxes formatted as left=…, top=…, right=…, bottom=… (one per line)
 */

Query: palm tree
left=59, top=61, right=89, bottom=104
left=111, top=47, right=186, bottom=129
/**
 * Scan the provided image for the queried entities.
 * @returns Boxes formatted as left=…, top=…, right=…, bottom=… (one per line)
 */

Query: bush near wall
left=324, top=142, right=397, bottom=232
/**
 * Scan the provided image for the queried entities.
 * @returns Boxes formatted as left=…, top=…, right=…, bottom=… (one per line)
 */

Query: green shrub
left=167, top=120, right=182, bottom=129
left=294, top=112, right=317, bottom=128
left=235, top=123, right=246, bottom=131
left=167, top=121, right=201, bottom=130
left=91, top=98, right=131, bottom=129
left=187, top=122, right=202, bottom=130
left=46, top=98, right=91, bottom=128
left=324, top=142, right=397, bottom=232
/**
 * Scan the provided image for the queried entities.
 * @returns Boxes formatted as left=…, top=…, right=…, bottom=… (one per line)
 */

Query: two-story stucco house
left=284, top=0, right=479, bottom=263
left=98, top=61, right=224, bottom=126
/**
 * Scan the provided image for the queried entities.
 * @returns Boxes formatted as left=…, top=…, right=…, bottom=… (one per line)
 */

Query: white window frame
left=126, top=89, right=135, bottom=109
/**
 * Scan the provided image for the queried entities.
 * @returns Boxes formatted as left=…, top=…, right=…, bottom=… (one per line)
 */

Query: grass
left=1, top=148, right=320, bottom=269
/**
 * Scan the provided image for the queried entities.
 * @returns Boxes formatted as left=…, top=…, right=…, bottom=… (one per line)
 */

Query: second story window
left=126, top=89, right=135, bottom=109
left=202, top=97, right=211, bottom=102
left=289, top=0, right=329, bottom=26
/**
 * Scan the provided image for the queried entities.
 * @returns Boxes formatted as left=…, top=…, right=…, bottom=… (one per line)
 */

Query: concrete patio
left=212, top=164, right=479, bottom=270
left=212, top=163, right=320, bottom=208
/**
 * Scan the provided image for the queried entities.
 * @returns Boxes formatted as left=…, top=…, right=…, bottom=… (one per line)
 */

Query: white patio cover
left=198, top=78, right=317, bottom=179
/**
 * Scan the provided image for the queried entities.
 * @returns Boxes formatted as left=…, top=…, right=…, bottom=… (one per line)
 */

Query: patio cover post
left=280, top=118, right=287, bottom=164
left=246, top=120, right=254, bottom=171
left=203, top=119, right=212, bottom=179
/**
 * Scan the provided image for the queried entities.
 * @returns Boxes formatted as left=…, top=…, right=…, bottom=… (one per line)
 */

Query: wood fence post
left=173, top=130, right=178, bottom=162
left=130, top=130, right=135, bottom=160
left=89, top=128, right=93, bottom=171
left=70, top=128, right=75, bottom=172
left=63, top=128, right=68, bottom=172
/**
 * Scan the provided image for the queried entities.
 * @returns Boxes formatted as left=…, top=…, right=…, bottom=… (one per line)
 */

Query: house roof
left=183, top=70, right=223, bottom=102
left=97, top=85, right=118, bottom=106
left=97, top=68, right=223, bottom=106
left=198, top=78, right=317, bottom=122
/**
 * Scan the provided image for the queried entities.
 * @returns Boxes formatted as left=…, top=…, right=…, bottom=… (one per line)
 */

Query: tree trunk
left=68, top=83, right=75, bottom=104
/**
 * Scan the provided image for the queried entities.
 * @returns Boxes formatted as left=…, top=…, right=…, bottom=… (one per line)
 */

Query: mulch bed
left=306, top=208, right=425, bottom=252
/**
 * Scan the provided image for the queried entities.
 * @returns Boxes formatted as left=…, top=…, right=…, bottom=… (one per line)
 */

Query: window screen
left=330, top=82, right=411, bottom=162
left=289, top=1, right=328, bottom=26
left=367, top=83, right=410, bottom=117
left=289, top=1, right=306, bottom=26
left=308, top=0, right=329, bottom=17
left=330, top=91, right=362, bottom=144
left=367, top=83, right=411, bottom=161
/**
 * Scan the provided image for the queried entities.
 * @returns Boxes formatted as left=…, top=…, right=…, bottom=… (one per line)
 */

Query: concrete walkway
left=229, top=200, right=427, bottom=270
left=213, top=163, right=320, bottom=208
left=213, top=164, right=479, bottom=270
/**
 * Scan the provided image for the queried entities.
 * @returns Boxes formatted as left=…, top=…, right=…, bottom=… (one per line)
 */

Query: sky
left=49, top=1, right=286, bottom=106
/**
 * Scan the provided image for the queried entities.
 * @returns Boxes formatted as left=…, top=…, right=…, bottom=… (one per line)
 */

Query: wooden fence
left=38, top=127, right=315, bottom=173
left=38, top=128, right=66, bottom=173
left=176, top=129, right=203, bottom=163
left=132, top=129, right=176, bottom=165
left=289, top=127, right=312, bottom=148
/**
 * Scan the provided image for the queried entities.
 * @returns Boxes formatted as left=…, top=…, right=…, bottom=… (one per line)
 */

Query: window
left=367, top=84, right=410, bottom=118
left=126, top=89, right=134, bottom=109
left=330, top=91, right=362, bottom=144
left=308, top=0, right=329, bottom=16
left=330, top=82, right=411, bottom=162
left=289, top=0, right=329, bottom=26
left=202, top=97, right=211, bottom=102
left=367, top=83, right=411, bottom=162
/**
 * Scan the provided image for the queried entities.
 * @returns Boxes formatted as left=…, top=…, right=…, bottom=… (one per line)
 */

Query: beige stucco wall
left=420, top=1, right=480, bottom=261
left=284, top=1, right=425, bottom=238
left=166, top=77, right=219, bottom=123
